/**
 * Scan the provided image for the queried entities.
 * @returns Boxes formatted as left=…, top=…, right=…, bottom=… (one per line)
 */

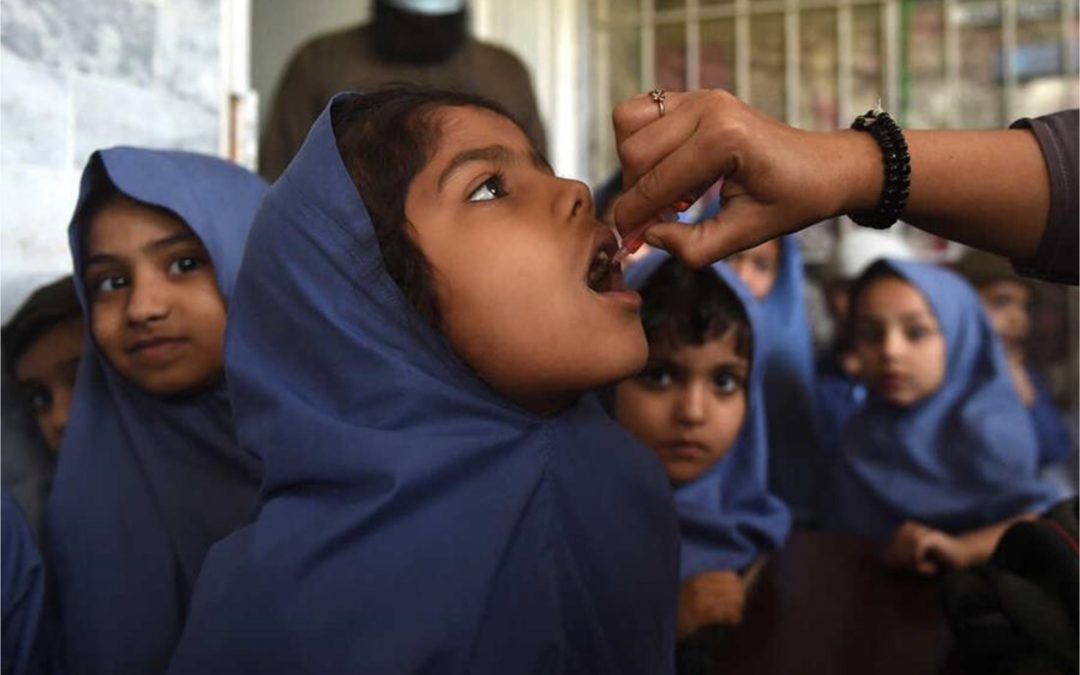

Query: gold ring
left=649, top=89, right=666, bottom=118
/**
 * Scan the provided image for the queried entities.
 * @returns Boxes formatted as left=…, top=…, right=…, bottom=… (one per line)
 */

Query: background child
left=955, top=250, right=1076, bottom=485
left=46, top=147, right=266, bottom=675
left=1, top=276, right=83, bottom=538
left=827, top=259, right=1061, bottom=574
left=166, top=88, right=679, bottom=674
left=728, top=236, right=823, bottom=526
left=614, top=253, right=790, bottom=642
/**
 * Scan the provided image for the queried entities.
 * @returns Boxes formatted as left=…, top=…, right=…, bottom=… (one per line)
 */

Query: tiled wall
left=0, top=0, right=225, bottom=309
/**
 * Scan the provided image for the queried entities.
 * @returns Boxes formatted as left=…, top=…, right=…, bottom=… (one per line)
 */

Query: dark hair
left=2, top=276, right=82, bottom=374
left=848, top=260, right=907, bottom=317
left=639, top=259, right=753, bottom=360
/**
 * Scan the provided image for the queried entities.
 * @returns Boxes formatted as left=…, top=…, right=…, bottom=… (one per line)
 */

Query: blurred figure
left=2, top=494, right=49, bottom=675
left=2, top=276, right=83, bottom=454
left=955, top=250, right=1076, bottom=485
left=1, top=276, right=83, bottom=538
left=259, top=0, right=546, bottom=181
left=815, top=229, right=916, bottom=453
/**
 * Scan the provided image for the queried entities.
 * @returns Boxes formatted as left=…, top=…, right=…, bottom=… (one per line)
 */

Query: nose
left=126, top=275, right=170, bottom=325
left=880, top=326, right=905, bottom=361
left=675, top=383, right=707, bottom=426
left=560, top=178, right=594, bottom=223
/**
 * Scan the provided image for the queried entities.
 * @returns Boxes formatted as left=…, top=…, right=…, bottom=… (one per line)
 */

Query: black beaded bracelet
left=849, top=108, right=910, bottom=229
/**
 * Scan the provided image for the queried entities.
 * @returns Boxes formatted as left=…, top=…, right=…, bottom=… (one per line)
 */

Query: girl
left=166, top=88, right=679, bottom=674
left=828, top=259, right=1061, bottom=573
left=614, top=253, right=790, bottom=641
left=46, top=147, right=267, bottom=674
left=727, top=236, right=823, bottom=526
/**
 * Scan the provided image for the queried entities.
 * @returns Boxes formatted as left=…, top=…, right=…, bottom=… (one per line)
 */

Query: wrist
left=826, top=130, right=884, bottom=217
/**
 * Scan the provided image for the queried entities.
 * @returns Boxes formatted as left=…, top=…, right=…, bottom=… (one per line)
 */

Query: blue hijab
left=824, top=260, right=1061, bottom=540
left=166, top=93, right=679, bottom=675
left=756, top=236, right=823, bottom=524
left=626, top=253, right=791, bottom=580
left=45, top=147, right=267, bottom=675
left=2, top=494, right=47, bottom=675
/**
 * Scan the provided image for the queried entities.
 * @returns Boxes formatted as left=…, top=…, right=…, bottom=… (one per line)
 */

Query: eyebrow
left=437, top=144, right=552, bottom=191
left=85, top=232, right=199, bottom=269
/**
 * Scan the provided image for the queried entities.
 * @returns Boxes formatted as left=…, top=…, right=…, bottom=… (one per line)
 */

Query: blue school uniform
left=1027, top=367, right=1075, bottom=468
left=756, top=236, right=824, bottom=525
left=627, top=254, right=791, bottom=580
left=823, top=260, right=1061, bottom=540
left=165, top=93, right=680, bottom=675
left=45, top=148, right=267, bottom=675
left=813, top=351, right=867, bottom=454
left=2, top=495, right=47, bottom=675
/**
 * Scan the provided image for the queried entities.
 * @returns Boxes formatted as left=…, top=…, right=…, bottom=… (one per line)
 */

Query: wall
left=0, top=0, right=228, bottom=317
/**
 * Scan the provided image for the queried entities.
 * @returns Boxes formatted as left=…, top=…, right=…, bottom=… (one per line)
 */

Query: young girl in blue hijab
left=45, top=147, right=267, bottom=675
left=166, top=88, right=679, bottom=674
left=614, top=253, right=790, bottom=641
left=727, top=236, right=823, bottom=526
left=827, top=259, right=1061, bottom=574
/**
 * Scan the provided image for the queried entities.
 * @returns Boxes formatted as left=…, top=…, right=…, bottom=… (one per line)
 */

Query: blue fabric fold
left=45, top=147, right=267, bottom=675
left=166, top=93, right=679, bottom=675
left=3, top=494, right=47, bottom=675
left=824, top=260, right=1062, bottom=540
left=626, top=253, right=791, bottom=581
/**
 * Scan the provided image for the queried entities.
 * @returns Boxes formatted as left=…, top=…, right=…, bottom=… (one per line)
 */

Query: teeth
left=588, top=250, right=611, bottom=288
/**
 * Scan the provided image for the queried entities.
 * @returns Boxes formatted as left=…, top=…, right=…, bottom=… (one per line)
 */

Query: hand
left=677, top=570, right=746, bottom=639
left=611, top=90, right=880, bottom=268
left=883, top=521, right=971, bottom=575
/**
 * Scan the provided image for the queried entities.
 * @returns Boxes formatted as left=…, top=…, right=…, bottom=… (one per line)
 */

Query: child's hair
left=331, top=85, right=525, bottom=329
left=848, top=260, right=908, bottom=312
left=2, top=276, right=83, bottom=374
left=639, top=259, right=753, bottom=359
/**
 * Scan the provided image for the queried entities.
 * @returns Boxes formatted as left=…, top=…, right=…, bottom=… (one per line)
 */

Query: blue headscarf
left=166, top=93, right=679, bottom=674
left=2, top=494, right=48, bottom=675
left=45, top=147, right=267, bottom=675
left=626, top=253, right=791, bottom=581
left=824, top=260, right=1062, bottom=540
left=755, top=236, right=823, bottom=524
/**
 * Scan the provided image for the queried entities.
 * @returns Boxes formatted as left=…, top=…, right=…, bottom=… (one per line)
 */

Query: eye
left=637, top=366, right=674, bottom=389
left=168, top=256, right=204, bottom=275
left=753, top=257, right=773, bottom=274
left=468, top=174, right=507, bottom=202
left=91, top=275, right=128, bottom=294
left=713, top=372, right=742, bottom=395
left=26, top=389, right=52, bottom=415
left=905, top=324, right=933, bottom=341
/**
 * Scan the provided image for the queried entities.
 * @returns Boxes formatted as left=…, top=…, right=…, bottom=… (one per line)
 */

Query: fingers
left=613, top=134, right=732, bottom=231
left=611, top=90, right=693, bottom=148
left=643, top=199, right=780, bottom=268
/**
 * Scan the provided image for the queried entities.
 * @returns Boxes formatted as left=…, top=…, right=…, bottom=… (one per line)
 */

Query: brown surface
left=711, top=531, right=969, bottom=675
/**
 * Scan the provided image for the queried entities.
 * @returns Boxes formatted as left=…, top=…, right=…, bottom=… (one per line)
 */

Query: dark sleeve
left=257, top=43, right=328, bottom=183
left=1009, top=110, right=1079, bottom=285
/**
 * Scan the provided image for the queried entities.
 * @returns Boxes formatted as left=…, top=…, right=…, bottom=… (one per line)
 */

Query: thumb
left=643, top=199, right=768, bottom=269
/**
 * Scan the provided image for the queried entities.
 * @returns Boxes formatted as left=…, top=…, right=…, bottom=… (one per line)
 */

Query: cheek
left=614, top=386, right=670, bottom=445
left=915, top=338, right=947, bottom=392
left=711, top=395, right=747, bottom=449
left=90, top=304, right=120, bottom=351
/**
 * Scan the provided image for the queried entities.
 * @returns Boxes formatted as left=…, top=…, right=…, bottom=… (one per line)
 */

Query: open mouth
left=586, top=230, right=626, bottom=294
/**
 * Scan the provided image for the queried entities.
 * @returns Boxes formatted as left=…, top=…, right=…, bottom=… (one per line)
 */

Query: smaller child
left=725, top=239, right=780, bottom=301
left=614, top=253, right=790, bottom=640
left=829, top=259, right=1061, bottom=574
left=2, top=276, right=83, bottom=454
left=955, top=250, right=1076, bottom=475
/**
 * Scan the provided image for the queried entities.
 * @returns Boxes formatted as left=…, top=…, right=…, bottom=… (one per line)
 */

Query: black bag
left=942, top=498, right=1079, bottom=675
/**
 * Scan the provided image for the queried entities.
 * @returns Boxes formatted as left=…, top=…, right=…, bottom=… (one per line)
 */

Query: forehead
left=14, top=318, right=83, bottom=378
left=426, top=106, right=534, bottom=164
left=979, top=279, right=1031, bottom=299
left=654, top=328, right=747, bottom=366
left=856, top=276, right=934, bottom=317
left=87, top=195, right=193, bottom=251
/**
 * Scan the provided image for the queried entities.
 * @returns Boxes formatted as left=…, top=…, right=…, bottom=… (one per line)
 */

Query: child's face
left=405, top=107, right=646, bottom=414
left=613, top=329, right=749, bottom=484
left=84, top=196, right=226, bottom=396
left=726, top=240, right=780, bottom=300
left=976, top=279, right=1031, bottom=350
left=14, top=318, right=83, bottom=453
left=852, top=277, right=946, bottom=406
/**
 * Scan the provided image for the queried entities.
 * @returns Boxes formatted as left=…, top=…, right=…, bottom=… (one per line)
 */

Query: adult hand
left=677, top=570, right=746, bottom=639
left=611, top=90, right=881, bottom=268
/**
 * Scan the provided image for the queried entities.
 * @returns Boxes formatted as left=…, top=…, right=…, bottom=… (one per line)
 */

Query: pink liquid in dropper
left=610, top=177, right=724, bottom=266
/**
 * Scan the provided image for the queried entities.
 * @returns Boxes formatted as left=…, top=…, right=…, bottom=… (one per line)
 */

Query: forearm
left=834, top=128, right=1050, bottom=262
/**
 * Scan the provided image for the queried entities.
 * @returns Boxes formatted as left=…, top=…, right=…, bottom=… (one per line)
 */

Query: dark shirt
left=1011, top=109, right=1079, bottom=285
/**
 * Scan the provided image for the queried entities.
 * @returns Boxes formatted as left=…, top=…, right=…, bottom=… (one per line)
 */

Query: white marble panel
left=0, top=165, right=80, bottom=276
left=0, top=50, right=71, bottom=169
left=154, top=0, right=222, bottom=109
